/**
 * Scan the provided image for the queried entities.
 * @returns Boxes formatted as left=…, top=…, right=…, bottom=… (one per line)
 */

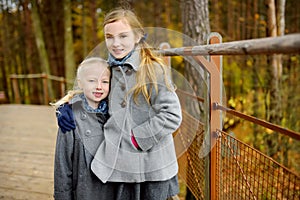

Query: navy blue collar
left=80, top=94, right=108, bottom=114
left=108, top=49, right=135, bottom=67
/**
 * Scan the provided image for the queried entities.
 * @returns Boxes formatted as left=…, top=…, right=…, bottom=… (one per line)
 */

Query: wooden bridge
left=0, top=104, right=57, bottom=199
left=1, top=33, right=300, bottom=199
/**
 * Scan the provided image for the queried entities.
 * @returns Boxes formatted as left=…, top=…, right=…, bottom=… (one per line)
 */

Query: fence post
left=10, top=74, right=21, bottom=104
left=59, top=77, right=66, bottom=98
left=41, top=73, right=48, bottom=105
left=207, top=32, right=222, bottom=200
left=159, top=42, right=171, bottom=67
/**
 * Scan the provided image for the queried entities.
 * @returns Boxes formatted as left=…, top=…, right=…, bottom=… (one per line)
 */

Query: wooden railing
left=10, top=73, right=66, bottom=105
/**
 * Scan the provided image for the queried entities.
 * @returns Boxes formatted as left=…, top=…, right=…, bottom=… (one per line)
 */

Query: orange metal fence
left=216, top=130, right=299, bottom=200
left=176, top=110, right=300, bottom=200
left=176, top=110, right=206, bottom=199
left=171, top=33, right=300, bottom=199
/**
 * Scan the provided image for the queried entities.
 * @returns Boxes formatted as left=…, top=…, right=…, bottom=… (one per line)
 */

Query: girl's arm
left=56, top=104, right=76, bottom=133
left=131, top=76, right=182, bottom=151
left=53, top=129, right=74, bottom=200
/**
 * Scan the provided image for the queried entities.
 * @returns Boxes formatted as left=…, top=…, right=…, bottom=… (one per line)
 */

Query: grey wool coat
left=91, top=48, right=182, bottom=183
left=54, top=95, right=109, bottom=200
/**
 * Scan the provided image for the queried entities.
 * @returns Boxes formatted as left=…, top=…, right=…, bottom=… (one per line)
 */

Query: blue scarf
left=80, top=94, right=108, bottom=114
left=107, top=49, right=134, bottom=67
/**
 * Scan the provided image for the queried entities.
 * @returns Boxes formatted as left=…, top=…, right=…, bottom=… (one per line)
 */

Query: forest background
left=0, top=0, right=299, bottom=184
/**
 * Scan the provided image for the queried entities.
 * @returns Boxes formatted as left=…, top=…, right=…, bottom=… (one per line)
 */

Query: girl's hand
left=56, top=104, right=75, bottom=133
left=131, top=131, right=142, bottom=150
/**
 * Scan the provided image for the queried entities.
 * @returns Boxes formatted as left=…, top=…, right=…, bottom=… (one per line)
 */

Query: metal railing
left=163, top=33, right=300, bottom=199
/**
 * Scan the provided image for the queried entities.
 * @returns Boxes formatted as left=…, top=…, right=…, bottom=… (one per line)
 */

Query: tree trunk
left=264, top=0, right=282, bottom=161
left=181, top=0, right=210, bottom=199
left=0, top=2, right=9, bottom=101
left=82, top=0, right=88, bottom=57
left=89, top=1, right=99, bottom=47
left=30, top=0, right=54, bottom=102
left=276, top=0, right=289, bottom=167
left=64, top=0, right=76, bottom=90
left=182, top=0, right=210, bottom=44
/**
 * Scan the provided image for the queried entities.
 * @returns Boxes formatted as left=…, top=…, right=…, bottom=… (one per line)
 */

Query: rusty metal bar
left=176, top=89, right=204, bottom=102
left=191, top=54, right=222, bottom=200
left=213, top=103, right=300, bottom=141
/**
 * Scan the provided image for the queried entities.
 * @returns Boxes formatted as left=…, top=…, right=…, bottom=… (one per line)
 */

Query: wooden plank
left=0, top=105, right=57, bottom=199
left=0, top=188, right=53, bottom=200
left=158, top=33, right=300, bottom=56
left=0, top=171, right=53, bottom=194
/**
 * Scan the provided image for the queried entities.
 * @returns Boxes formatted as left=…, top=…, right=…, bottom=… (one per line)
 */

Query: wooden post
left=159, top=42, right=171, bottom=67
left=59, top=77, right=66, bottom=98
left=10, top=74, right=21, bottom=104
left=41, top=73, right=48, bottom=105
left=0, top=91, right=7, bottom=103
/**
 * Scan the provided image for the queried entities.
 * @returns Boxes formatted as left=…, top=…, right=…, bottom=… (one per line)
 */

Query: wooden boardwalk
left=0, top=104, right=57, bottom=200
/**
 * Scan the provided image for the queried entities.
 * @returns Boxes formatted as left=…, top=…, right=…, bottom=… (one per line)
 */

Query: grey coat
left=54, top=95, right=109, bottom=200
left=91, top=48, right=182, bottom=183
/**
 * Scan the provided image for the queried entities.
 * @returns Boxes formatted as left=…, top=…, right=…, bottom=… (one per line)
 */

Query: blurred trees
left=64, top=0, right=76, bottom=90
left=0, top=0, right=299, bottom=175
left=30, top=0, right=54, bottom=99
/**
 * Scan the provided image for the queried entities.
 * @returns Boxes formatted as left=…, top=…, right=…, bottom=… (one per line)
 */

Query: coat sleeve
left=131, top=69, right=182, bottom=151
left=53, top=129, right=74, bottom=200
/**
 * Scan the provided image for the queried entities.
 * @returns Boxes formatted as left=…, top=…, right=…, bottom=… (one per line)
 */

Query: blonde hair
left=50, top=57, right=109, bottom=109
left=104, top=8, right=173, bottom=104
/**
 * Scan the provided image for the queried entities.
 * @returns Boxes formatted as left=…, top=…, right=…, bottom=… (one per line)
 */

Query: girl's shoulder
left=69, top=94, right=83, bottom=105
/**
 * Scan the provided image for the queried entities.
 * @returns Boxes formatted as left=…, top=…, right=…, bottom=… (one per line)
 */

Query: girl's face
left=104, top=19, right=139, bottom=59
left=78, top=64, right=110, bottom=109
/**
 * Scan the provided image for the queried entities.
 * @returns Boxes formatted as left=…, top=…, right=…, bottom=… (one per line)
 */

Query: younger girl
left=52, top=57, right=111, bottom=199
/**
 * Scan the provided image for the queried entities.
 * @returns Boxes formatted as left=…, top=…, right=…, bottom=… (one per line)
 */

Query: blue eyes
left=88, top=79, right=109, bottom=84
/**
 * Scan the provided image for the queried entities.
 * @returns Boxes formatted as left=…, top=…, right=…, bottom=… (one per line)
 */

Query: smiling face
left=77, top=60, right=110, bottom=109
left=104, top=19, right=140, bottom=59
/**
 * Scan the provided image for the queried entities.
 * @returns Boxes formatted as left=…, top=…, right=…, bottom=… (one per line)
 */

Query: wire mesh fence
left=176, top=112, right=300, bottom=200
left=216, top=130, right=300, bottom=200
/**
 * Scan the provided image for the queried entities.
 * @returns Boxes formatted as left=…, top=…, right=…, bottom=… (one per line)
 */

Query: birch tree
left=264, top=0, right=284, bottom=162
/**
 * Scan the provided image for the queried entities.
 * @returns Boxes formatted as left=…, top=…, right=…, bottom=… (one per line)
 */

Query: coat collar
left=123, top=47, right=141, bottom=71
left=109, top=46, right=141, bottom=71
left=69, top=94, right=82, bottom=105
left=69, top=94, right=108, bottom=114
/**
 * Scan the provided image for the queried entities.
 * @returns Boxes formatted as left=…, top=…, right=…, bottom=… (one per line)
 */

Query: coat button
left=125, top=69, right=132, bottom=75
left=81, top=113, right=87, bottom=120
left=85, top=130, right=91, bottom=136
left=120, top=100, right=126, bottom=108
left=121, top=84, right=126, bottom=91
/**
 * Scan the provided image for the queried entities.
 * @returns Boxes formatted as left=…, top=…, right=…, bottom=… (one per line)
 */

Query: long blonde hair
left=104, top=8, right=173, bottom=104
left=50, top=57, right=109, bottom=109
